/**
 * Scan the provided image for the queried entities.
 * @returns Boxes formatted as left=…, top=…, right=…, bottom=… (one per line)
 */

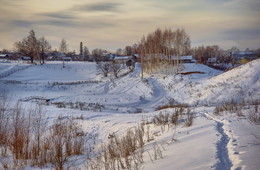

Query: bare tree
left=0, top=49, right=10, bottom=54
left=92, top=48, right=107, bottom=62
left=173, top=28, right=191, bottom=73
left=59, top=38, right=68, bottom=54
left=110, top=63, right=122, bottom=78
left=38, top=37, right=51, bottom=64
left=97, top=62, right=111, bottom=77
left=138, top=27, right=191, bottom=74
left=83, top=46, right=90, bottom=61
left=125, top=46, right=132, bottom=56
left=14, top=30, right=39, bottom=63
left=131, top=43, right=139, bottom=54
left=116, top=48, right=124, bottom=56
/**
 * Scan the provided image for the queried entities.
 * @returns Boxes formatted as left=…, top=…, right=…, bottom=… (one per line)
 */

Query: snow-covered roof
left=52, top=52, right=66, bottom=57
left=22, top=56, right=31, bottom=59
left=232, top=51, right=255, bottom=55
left=172, top=55, right=193, bottom=60
left=114, top=56, right=130, bottom=60
left=132, top=54, right=140, bottom=58
left=208, top=58, right=217, bottom=62
left=62, top=57, right=72, bottom=60
left=0, top=54, right=8, bottom=58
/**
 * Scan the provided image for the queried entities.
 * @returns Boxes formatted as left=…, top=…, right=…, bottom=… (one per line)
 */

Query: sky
left=0, top=0, right=260, bottom=53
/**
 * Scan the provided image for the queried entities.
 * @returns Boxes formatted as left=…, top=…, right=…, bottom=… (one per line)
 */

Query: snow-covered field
left=0, top=59, right=259, bottom=170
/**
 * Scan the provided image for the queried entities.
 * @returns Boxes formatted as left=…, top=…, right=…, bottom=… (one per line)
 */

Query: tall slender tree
left=38, top=37, right=51, bottom=64
left=80, top=42, right=83, bottom=57
left=59, top=38, right=68, bottom=54
left=138, top=27, right=191, bottom=74
left=83, top=46, right=89, bottom=61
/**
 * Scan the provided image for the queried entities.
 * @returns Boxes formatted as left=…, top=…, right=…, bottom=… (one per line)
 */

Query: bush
left=97, top=62, right=111, bottom=77
left=247, top=110, right=260, bottom=125
left=185, top=108, right=193, bottom=127
left=155, top=103, right=188, bottom=111
left=0, top=101, right=88, bottom=169
left=86, top=126, right=145, bottom=170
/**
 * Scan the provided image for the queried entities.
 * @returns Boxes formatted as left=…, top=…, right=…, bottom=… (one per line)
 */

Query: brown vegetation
left=0, top=96, right=87, bottom=169
left=138, top=28, right=191, bottom=75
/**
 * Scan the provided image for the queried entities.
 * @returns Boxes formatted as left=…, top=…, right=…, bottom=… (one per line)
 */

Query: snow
left=0, top=59, right=259, bottom=169
left=1, top=61, right=98, bottom=83
left=172, top=55, right=193, bottom=60
left=142, top=115, right=218, bottom=170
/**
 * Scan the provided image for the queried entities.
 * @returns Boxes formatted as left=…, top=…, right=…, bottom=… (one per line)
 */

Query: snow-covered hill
left=157, top=59, right=260, bottom=106
left=194, top=59, right=260, bottom=104
left=0, top=59, right=259, bottom=170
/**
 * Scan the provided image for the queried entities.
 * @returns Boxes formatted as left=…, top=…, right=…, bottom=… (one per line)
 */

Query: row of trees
left=138, top=27, right=191, bottom=75
left=191, top=46, right=260, bottom=64
left=80, top=41, right=90, bottom=61
left=14, top=30, right=91, bottom=63
left=116, top=44, right=139, bottom=56
left=11, top=29, right=259, bottom=65
left=191, top=45, right=236, bottom=63
left=92, top=48, right=108, bottom=62
left=14, top=30, right=51, bottom=64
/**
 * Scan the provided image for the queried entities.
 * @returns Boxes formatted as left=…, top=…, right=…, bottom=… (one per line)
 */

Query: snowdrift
left=195, top=59, right=260, bottom=105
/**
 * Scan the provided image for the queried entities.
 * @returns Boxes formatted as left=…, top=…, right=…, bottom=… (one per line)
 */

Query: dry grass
left=155, top=103, right=188, bottom=111
left=0, top=99, right=88, bottom=169
left=179, top=71, right=205, bottom=75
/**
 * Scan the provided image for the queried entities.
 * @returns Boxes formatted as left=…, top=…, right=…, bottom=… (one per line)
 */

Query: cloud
left=0, top=0, right=259, bottom=51
left=74, top=2, right=122, bottom=12
left=40, top=12, right=76, bottom=20
left=9, top=19, right=34, bottom=28
left=223, top=28, right=260, bottom=41
left=224, top=0, right=260, bottom=11
left=8, top=17, right=116, bottom=30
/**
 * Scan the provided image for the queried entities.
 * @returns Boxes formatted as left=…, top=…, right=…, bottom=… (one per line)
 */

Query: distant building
left=62, top=57, right=72, bottom=61
left=171, top=55, right=196, bottom=63
left=231, top=51, right=257, bottom=63
left=113, top=56, right=130, bottom=64
left=141, top=54, right=195, bottom=63
left=207, top=57, right=217, bottom=64
left=0, top=54, right=8, bottom=58
left=131, top=54, right=141, bottom=62
left=22, top=56, right=31, bottom=60
left=126, top=59, right=136, bottom=68
left=49, top=52, right=66, bottom=60
left=0, top=53, right=21, bottom=60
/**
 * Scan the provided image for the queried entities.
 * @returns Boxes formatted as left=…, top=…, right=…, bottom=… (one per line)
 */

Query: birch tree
left=38, top=37, right=51, bottom=64
left=59, top=38, right=68, bottom=54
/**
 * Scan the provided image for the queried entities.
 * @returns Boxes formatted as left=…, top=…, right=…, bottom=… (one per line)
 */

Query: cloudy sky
left=0, top=0, right=260, bottom=53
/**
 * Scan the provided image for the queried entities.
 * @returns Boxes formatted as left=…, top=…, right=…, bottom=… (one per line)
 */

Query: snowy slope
left=195, top=59, right=260, bottom=104
left=0, top=60, right=259, bottom=170
left=157, top=59, right=260, bottom=105
left=2, top=61, right=98, bottom=83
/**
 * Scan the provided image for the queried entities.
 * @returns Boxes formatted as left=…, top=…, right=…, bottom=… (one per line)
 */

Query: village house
left=171, top=55, right=196, bottom=63
left=0, top=54, right=9, bottom=58
left=231, top=51, right=257, bottom=63
left=207, top=57, right=217, bottom=64
left=113, top=56, right=130, bottom=64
